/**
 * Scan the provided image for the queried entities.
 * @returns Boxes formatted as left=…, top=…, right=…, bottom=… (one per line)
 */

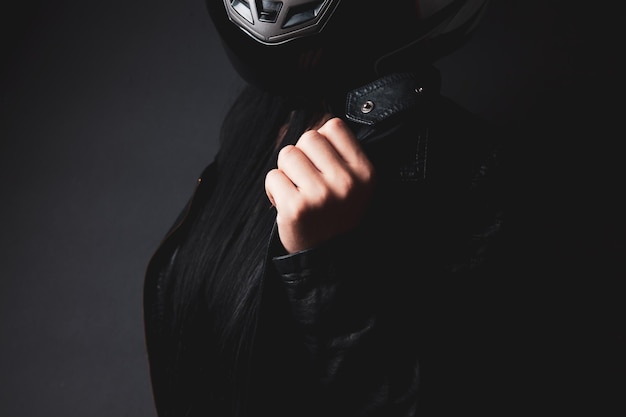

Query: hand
left=265, top=117, right=376, bottom=253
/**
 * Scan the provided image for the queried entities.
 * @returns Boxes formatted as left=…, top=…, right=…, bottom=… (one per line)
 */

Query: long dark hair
left=168, top=83, right=328, bottom=415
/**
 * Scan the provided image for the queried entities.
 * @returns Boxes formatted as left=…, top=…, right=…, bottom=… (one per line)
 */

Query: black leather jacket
left=143, top=71, right=509, bottom=417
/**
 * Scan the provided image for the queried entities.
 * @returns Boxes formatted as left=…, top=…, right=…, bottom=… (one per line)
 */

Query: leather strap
left=345, top=68, right=440, bottom=127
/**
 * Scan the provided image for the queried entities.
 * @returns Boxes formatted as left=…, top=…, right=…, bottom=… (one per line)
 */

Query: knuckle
left=335, top=172, right=355, bottom=192
left=298, top=129, right=322, bottom=146
left=265, top=168, right=279, bottom=184
left=361, top=166, right=376, bottom=185
left=313, top=186, right=332, bottom=204
left=278, top=144, right=296, bottom=157
left=353, top=159, right=376, bottom=183
left=324, top=117, right=344, bottom=131
left=277, top=145, right=296, bottom=166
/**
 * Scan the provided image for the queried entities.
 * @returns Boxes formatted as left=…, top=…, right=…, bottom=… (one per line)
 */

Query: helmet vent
left=283, top=1, right=325, bottom=28
left=257, top=1, right=283, bottom=23
left=231, top=0, right=254, bottom=23
left=223, top=0, right=339, bottom=44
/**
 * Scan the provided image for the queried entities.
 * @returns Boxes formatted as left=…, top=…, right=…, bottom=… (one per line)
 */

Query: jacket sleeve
left=269, top=230, right=420, bottom=417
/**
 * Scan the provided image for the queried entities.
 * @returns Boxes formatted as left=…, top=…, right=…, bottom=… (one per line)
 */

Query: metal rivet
left=361, top=100, right=375, bottom=114
left=415, top=87, right=424, bottom=94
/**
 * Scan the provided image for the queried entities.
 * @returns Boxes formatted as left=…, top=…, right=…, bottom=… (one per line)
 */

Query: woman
left=144, top=1, right=511, bottom=416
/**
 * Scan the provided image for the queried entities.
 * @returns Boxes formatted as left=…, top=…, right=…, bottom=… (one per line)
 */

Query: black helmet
left=206, top=0, right=488, bottom=95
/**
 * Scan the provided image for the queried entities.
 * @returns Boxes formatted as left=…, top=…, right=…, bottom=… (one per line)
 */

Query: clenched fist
left=265, top=117, right=376, bottom=253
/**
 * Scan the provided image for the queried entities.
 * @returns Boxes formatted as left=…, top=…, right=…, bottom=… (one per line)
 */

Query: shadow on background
left=1, top=1, right=624, bottom=416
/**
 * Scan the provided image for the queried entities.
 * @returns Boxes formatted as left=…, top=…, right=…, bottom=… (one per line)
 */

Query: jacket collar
left=345, top=67, right=441, bottom=127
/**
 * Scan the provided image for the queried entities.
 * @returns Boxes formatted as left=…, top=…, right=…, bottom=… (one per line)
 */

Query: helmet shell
left=206, top=0, right=488, bottom=95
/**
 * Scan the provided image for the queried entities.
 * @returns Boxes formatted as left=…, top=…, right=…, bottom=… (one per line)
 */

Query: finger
left=316, top=118, right=369, bottom=167
left=276, top=144, right=324, bottom=192
left=265, top=168, right=298, bottom=209
left=316, top=118, right=374, bottom=184
left=295, top=128, right=348, bottom=177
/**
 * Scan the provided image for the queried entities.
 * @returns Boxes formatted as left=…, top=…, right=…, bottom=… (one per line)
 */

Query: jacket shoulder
left=143, top=162, right=217, bottom=333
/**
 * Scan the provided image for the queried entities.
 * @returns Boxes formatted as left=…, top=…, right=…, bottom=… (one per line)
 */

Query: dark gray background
left=1, top=1, right=624, bottom=416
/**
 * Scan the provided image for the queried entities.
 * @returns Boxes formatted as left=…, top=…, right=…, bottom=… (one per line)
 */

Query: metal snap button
left=361, top=100, right=375, bottom=114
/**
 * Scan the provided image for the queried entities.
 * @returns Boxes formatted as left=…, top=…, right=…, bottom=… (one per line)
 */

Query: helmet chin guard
left=223, top=0, right=342, bottom=44
left=207, top=0, right=489, bottom=95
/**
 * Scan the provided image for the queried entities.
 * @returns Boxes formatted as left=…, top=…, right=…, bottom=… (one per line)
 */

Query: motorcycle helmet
left=206, top=0, right=489, bottom=95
